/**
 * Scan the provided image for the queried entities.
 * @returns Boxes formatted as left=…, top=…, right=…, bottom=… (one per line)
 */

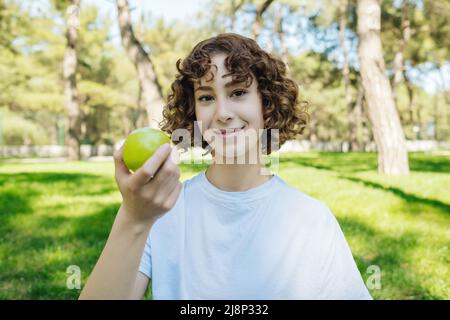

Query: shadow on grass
left=279, top=152, right=378, bottom=173
left=279, top=152, right=450, bottom=174
left=0, top=171, right=120, bottom=298
left=12, top=201, right=156, bottom=300
left=280, top=152, right=450, bottom=215
left=338, top=216, right=441, bottom=299
left=13, top=203, right=442, bottom=299
left=0, top=172, right=118, bottom=234
left=6, top=198, right=438, bottom=299
left=339, top=175, right=450, bottom=215
left=1, top=163, right=446, bottom=299
left=0, top=202, right=120, bottom=299
left=408, top=154, right=450, bottom=174
left=0, top=190, right=36, bottom=217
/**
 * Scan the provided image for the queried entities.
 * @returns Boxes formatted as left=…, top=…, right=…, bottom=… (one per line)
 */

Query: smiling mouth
left=213, top=126, right=246, bottom=136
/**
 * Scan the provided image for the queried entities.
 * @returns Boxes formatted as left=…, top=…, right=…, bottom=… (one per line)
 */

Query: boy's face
left=194, top=53, right=265, bottom=161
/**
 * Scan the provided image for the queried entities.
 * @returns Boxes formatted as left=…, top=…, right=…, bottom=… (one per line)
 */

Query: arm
left=79, top=206, right=153, bottom=300
left=79, top=142, right=181, bottom=300
left=131, top=272, right=151, bottom=300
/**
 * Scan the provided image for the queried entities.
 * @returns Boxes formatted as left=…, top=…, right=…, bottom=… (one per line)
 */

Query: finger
left=147, top=154, right=179, bottom=203
left=131, top=143, right=172, bottom=186
left=152, top=151, right=179, bottom=184
left=163, top=181, right=183, bottom=209
left=153, top=165, right=180, bottom=200
left=113, top=143, right=131, bottom=180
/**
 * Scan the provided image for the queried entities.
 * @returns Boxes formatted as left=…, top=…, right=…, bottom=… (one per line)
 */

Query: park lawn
left=0, top=152, right=448, bottom=299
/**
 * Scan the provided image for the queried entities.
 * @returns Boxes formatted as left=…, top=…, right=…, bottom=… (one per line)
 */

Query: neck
left=205, top=162, right=273, bottom=192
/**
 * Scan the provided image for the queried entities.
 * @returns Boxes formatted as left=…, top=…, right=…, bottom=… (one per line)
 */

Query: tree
left=380, top=0, right=450, bottom=140
left=357, top=0, right=409, bottom=175
left=251, top=0, right=274, bottom=40
left=339, top=0, right=362, bottom=151
left=116, top=0, right=164, bottom=129
left=63, top=0, right=82, bottom=160
left=289, top=52, right=349, bottom=144
left=267, top=0, right=300, bottom=64
left=379, top=0, right=416, bottom=128
left=303, top=0, right=366, bottom=150
left=390, top=0, right=411, bottom=108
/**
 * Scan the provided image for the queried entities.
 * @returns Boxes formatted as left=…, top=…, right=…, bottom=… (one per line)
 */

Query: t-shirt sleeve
left=138, top=231, right=152, bottom=279
left=318, top=207, right=373, bottom=300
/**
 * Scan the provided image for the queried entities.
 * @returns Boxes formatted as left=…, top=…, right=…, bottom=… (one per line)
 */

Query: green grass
left=0, top=152, right=449, bottom=299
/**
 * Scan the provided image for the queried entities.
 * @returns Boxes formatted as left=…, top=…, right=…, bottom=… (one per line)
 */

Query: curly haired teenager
left=79, top=33, right=372, bottom=300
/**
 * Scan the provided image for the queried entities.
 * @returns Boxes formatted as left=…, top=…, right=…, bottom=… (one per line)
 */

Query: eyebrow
left=195, top=80, right=247, bottom=92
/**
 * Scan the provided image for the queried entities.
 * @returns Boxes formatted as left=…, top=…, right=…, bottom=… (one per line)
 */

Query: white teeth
left=215, top=127, right=244, bottom=135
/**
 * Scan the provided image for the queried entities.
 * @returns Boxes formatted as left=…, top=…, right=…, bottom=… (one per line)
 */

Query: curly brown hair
left=159, top=33, right=309, bottom=155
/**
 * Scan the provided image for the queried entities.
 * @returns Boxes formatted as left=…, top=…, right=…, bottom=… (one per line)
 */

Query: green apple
left=122, top=127, right=171, bottom=172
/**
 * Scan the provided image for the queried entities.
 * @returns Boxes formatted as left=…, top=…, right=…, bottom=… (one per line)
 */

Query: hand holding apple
left=113, top=128, right=181, bottom=225
left=122, top=127, right=171, bottom=172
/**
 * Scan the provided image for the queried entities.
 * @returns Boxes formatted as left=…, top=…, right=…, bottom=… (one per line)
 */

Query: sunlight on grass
left=0, top=152, right=449, bottom=299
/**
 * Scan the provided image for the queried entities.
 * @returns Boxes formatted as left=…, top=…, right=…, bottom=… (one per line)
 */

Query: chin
left=212, top=142, right=261, bottom=164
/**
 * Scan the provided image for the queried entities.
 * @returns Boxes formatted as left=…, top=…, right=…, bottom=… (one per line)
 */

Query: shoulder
left=272, top=176, right=337, bottom=229
left=181, top=171, right=203, bottom=192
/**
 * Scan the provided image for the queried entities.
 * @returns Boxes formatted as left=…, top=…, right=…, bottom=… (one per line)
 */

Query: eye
left=198, top=95, right=214, bottom=102
left=232, top=89, right=248, bottom=98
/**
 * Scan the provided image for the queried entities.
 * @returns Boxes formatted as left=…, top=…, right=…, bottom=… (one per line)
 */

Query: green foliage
left=0, top=1, right=65, bottom=121
left=289, top=52, right=350, bottom=141
left=142, top=16, right=217, bottom=99
left=0, top=108, right=49, bottom=145
left=0, top=0, right=31, bottom=51
left=0, top=1, right=144, bottom=146
left=0, top=0, right=448, bottom=147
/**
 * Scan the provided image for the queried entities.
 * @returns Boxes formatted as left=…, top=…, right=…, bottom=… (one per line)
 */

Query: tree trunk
left=433, top=92, right=439, bottom=140
left=403, top=69, right=415, bottom=126
left=117, top=0, right=164, bottom=129
left=339, top=0, right=359, bottom=151
left=416, top=99, right=422, bottom=139
left=352, top=76, right=365, bottom=151
left=361, top=98, right=371, bottom=150
left=229, top=0, right=245, bottom=30
left=274, top=4, right=289, bottom=66
left=63, top=0, right=81, bottom=160
left=308, top=111, right=319, bottom=145
left=391, top=0, right=411, bottom=108
left=251, top=0, right=274, bottom=40
left=437, top=66, right=450, bottom=131
left=357, top=0, right=409, bottom=175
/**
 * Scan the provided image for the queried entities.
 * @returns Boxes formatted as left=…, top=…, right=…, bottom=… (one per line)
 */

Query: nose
left=214, top=96, right=234, bottom=123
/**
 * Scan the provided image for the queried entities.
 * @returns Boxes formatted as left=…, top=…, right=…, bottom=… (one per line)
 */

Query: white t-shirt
left=139, top=171, right=372, bottom=300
